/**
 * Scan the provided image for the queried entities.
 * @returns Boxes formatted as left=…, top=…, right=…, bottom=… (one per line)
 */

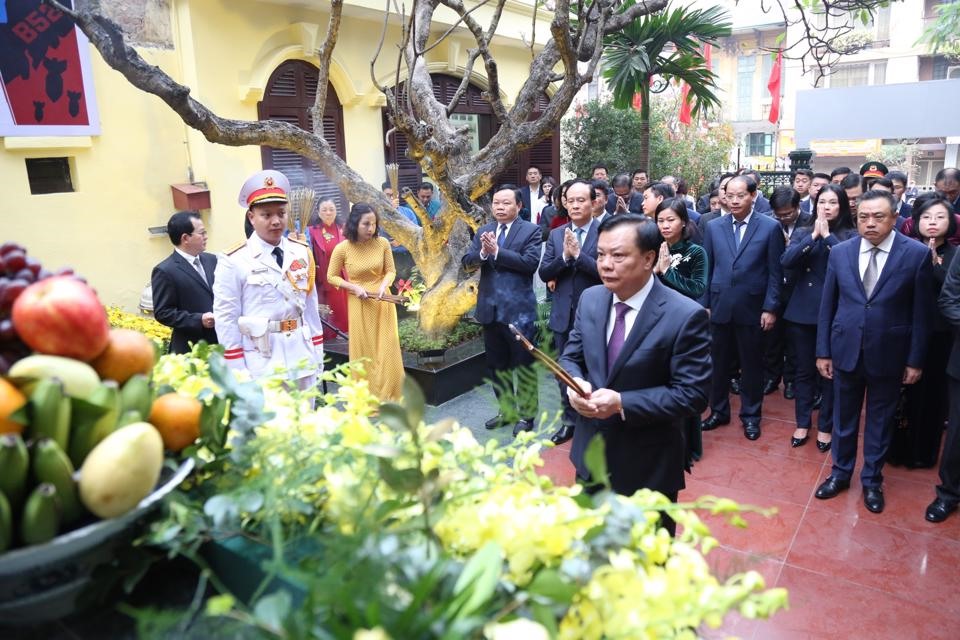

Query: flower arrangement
left=106, top=305, right=172, bottom=349
left=137, top=347, right=787, bottom=638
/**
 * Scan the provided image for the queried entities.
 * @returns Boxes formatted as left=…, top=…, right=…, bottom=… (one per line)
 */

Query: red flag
left=632, top=92, right=642, bottom=112
left=679, top=43, right=712, bottom=126
left=767, top=48, right=782, bottom=124
left=679, top=83, right=692, bottom=125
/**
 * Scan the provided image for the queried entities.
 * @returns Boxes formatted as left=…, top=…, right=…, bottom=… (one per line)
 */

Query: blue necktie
left=497, top=224, right=507, bottom=247
left=575, top=228, right=585, bottom=246
left=734, top=220, right=745, bottom=249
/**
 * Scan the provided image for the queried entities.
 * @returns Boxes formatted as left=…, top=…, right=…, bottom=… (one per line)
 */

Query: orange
left=148, top=393, right=202, bottom=452
left=0, top=377, right=28, bottom=435
left=90, top=328, right=156, bottom=384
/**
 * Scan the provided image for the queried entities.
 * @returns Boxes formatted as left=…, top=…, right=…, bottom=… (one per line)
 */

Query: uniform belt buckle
left=279, top=319, right=297, bottom=332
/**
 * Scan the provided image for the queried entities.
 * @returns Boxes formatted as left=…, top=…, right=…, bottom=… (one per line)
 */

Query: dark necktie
left=497, top=224, right=507, bottom=247
left=272, top=246, right=283, bottom=268
left=607, top=302, right=630, bottom=376
left=863, top=246, right=880, bottom=298
left=734, top=220, right=745, bottom=249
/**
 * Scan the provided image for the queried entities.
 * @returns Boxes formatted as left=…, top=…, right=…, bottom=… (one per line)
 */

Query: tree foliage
left=561, top=98, right=733, bottom=195
left=602, top=3, right=731, bottom=170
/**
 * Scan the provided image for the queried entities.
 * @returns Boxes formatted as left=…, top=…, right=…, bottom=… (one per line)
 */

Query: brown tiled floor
left=537, top=390, right=960, bottom=639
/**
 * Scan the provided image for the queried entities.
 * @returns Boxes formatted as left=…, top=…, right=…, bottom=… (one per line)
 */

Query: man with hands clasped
left=463, top=185, right=542, bottom=437
left=559, top=215, right=712, bottom=535
left=539, top=180, right=602, bottom=445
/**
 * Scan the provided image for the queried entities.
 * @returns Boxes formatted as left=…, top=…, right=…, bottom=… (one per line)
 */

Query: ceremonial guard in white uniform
left=213, top=170, right=324, bottom=389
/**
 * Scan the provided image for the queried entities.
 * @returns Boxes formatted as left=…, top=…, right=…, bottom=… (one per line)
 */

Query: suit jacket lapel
left=201, top=253, right=215, bottom=288
left=594, top=288, right=614, bottom=377
left=606, top=280, right=666, bottom=384
left=173, top=252, right=211, bottom=292
left=847, top=239, right=867, bottom=299
left=582, top=223, right=598, bottom=256
left=868, top=234, right=901, bottom=300
left=736, top=218, right=760, bottom=258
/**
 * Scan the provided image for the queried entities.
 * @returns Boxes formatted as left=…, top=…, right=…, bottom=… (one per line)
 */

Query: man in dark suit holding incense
left=559, top=214, right=712, bottom=534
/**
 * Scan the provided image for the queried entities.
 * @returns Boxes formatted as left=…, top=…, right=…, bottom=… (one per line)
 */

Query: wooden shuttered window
left=258, top=60, right=347, bottom=217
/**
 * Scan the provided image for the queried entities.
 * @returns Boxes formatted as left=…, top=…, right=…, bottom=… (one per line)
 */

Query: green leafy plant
left=398, top=318, right=482, bottom=352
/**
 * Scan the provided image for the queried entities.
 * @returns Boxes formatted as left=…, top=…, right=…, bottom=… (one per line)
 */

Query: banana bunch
left=0, top=355, right=155, bottom=552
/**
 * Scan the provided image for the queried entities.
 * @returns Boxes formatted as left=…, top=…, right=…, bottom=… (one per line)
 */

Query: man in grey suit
left=559, top=214, right=712, bottom=535
left=151, top=211, right=218, bottom=354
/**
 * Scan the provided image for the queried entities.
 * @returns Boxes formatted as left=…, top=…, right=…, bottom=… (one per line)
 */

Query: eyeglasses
left=191, top=230, right=208, bottom=237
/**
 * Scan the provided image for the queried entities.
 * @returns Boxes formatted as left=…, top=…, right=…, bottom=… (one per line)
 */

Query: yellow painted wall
left=1, top=0, right=548, bottom=310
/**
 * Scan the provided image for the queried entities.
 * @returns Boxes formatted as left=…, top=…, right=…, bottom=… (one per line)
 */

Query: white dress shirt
left=606, top=274, right=655, bottom=343
left=858, top=230, right=896, bottom=280
left=732, top=210, right=754, bottom=244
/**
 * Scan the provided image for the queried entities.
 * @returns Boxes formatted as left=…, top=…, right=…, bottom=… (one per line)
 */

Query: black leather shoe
left=485, top=414, right=505, bottom=430
left=550, top=424, right=575, bottom=445
left=816, top=438, right=831, bottom=452
left=700, top=413, right=730, bottom=431
left=743, top=421, right=761, bottom=440
left=863, top=487, right=885, bottom=513
left=512, top=419, right=535, bottom=437
left=762, top=379, right=780, bottom=395
left=730, top=377, right=741, bottom=395
left=925, top=498, right=957, bottom=523
left=791, top=429, right=809, bottom=448
left=812, top=392, right=823, bottom=410
left=815, top=476, right=850, bottom=499
left=784, top=382, right=796, bottom=400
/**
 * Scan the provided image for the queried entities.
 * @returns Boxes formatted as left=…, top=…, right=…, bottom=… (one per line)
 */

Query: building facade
left=1, top=0, right=557, bottom=308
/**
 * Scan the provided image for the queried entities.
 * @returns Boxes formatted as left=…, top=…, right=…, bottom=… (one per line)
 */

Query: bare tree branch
left=311, top=0, right=344, bottom=136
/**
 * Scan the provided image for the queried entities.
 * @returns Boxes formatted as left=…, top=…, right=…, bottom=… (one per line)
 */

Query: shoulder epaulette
left=288, top=235, right=309, bottom=247
left=225, top=240, right=247, bottom=255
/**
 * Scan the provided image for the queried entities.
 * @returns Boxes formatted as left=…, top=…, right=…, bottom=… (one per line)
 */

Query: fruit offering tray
left=0, top=458, right=194, bottom=625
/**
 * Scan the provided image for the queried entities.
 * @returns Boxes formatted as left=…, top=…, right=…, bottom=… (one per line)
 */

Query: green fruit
left=9, top=355, right=101, bottom=398
left=28, top=378, right=71, bottom=451
left=0, top=491, right=12, bottom=552
left=119, top=374, right=153, bottom=419
left=0, top=433, right=30, bottom=509
left=32, top=438, right=82, bottom=525
left=80, top=422, right=163, bottom=519
left=68, top=381, right=119, bottom=468
left=115, top=410, right=143, bottom=429
left=20, top=483, right=61, bottom=546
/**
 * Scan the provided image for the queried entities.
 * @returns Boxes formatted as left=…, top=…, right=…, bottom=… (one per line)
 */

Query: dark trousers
left=787, top=322, right=833, bottom=433
left=893, top=330, right=953, bottom=467
left=763, top=318, right=796, bottom=385
left=935, top=375, right=960, bottom=505
left=710, top=322, right=764, bottom=421
left=483, top=321, right=538, bottom=421
left=553, top=329, right=577, bottom=427
left=832, top=356, right=902, bottom=488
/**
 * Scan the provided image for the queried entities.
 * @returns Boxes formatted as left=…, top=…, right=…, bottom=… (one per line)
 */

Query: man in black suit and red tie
left=151, top=211, right=219, bottom=354
left=559, top=214, right=712, bottom=535
left=463, top=184, right=542, bottom=437
left=814, top=190, right=934, bottom=514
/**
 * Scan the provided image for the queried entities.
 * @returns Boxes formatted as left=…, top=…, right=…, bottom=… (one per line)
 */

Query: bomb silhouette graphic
left=33, top=101, right=45, bottom=122
left=43, top=58, right=67, bottom=102
left=68, top=90, right=82, bottom=117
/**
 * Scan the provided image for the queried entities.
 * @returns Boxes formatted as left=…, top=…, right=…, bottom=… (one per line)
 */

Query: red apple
left=11, top=276, right=110, bottom=361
